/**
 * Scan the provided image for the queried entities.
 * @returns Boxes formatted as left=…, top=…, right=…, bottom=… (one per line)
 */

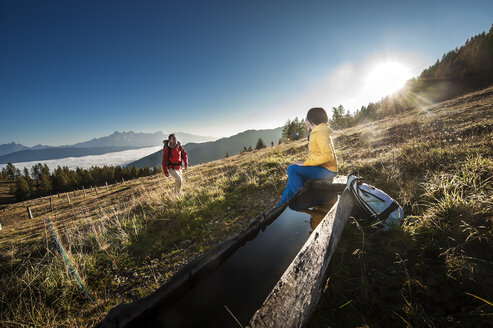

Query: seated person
left=278, top=107, right=338, bottom=206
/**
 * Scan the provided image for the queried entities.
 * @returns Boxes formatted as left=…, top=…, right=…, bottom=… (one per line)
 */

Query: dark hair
left=306, top=107, right=328, bottom=125
left=168, top=133, right=176, bottom=140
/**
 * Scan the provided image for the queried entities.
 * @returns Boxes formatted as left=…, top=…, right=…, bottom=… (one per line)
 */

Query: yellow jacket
left=304, top=123, right=338, bottom=172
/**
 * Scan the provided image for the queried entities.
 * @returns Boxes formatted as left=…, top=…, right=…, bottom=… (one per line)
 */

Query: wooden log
left=248, top=189, right=353, bottom=328
left=289, top=179, right=346, bottom=211
left=96, top=205, right=287, bottom=328
left=96, top=176, right=350, bottom=328
left=26, top=206, right=33, bottom=219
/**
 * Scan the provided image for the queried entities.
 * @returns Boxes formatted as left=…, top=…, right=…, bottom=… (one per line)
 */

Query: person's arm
left=181, top=146, right=189, bottom=169
left=304, top=132, right=335, bottom=166
left=162, top=147, right=169, bottom=176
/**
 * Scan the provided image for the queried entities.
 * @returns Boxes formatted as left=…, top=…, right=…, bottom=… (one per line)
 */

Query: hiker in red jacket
left=162, top=134, right=189, bottom=194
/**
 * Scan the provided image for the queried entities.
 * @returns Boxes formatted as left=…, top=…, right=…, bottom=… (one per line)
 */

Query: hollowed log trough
left=97, top=176, right=350, bottom=328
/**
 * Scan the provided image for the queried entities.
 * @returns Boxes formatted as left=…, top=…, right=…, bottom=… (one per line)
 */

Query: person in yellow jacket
left=278, top=107, right=338, bottom=205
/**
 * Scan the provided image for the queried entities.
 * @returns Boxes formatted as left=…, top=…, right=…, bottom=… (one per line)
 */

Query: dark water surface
left=139, top=203, right=333, bottom=328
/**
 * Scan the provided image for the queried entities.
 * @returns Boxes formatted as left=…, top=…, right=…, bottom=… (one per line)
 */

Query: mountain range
left=70, top=131, right=215, bottom=148
left=0, top=142, right=51, bottom=157
left=128, top=127, right=283, bottom=168
left=0, top=131, right=215, bottom=164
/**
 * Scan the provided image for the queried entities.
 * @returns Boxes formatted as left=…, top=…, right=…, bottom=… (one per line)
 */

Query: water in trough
left=131, top=194, right=337, bottom=328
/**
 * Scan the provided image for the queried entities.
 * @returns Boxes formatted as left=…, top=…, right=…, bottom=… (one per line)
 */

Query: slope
left=0, top=87, right=491, bottom=327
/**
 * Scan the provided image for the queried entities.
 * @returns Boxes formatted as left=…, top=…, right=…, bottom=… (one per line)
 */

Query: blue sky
left=1, top=0, right=492, bottom=146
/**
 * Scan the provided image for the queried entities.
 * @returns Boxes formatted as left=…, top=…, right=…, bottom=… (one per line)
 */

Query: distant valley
left=0, top=146, right=141, bottom=164
left=0, top=146, right=162, bottom=171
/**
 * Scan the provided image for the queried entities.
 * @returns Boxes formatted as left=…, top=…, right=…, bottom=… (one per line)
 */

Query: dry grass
left=0, top=142, right=306, bottom=327
left=1, top=86, right=492, bottom=327
left=309, top=87, right=493, bottom=327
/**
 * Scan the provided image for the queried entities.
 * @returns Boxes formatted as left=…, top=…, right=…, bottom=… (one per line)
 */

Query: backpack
left=163, top=140, right=184, bottom=167
left=347, top=173, right=404, bottom=231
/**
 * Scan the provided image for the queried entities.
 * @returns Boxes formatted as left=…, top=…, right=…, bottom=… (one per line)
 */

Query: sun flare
left=364, top=61, right=412, bottom=98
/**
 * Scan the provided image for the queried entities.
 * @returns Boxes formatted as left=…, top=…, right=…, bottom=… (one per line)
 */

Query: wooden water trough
left=97, top=176, right=351, bottom=328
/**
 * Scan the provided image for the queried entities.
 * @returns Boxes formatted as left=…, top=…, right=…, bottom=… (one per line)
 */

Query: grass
left=0, top=180, right=15, bottom=205
left=0, top=142, right=305, bottom=327
left=308, top=87, right=493, bottom=327
left=0, top=86, right=492, bottom=327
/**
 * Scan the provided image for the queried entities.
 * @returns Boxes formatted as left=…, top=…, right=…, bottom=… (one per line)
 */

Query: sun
left=364, top=61, right=412, bottom=99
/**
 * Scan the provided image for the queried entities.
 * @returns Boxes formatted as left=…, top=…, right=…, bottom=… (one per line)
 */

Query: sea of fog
left=0, top=146, right=162, bottom=171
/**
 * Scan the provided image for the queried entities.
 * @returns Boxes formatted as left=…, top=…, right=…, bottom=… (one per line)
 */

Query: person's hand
left=164, top=172, right=169, bottom=177
left=184, top=165, right=188, bottom=171
left=293, top=160, right=305, bottom=166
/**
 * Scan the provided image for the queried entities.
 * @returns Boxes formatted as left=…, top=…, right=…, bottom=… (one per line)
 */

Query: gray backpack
left=347, top=173, right=404, bottom=231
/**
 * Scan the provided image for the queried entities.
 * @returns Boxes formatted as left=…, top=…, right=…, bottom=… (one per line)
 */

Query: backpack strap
left=166, top=145, right=183, bottom=168
left=377, top=201, right=399, bottom=221
left=349, top=177, right=378, bottom=218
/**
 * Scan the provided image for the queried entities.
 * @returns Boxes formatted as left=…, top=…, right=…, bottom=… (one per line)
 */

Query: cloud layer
left=0, top=146, right=162, bottom=172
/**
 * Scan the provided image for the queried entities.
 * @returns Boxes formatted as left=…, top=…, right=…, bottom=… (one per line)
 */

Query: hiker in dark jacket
left=162, top=134, right=189, bottom=194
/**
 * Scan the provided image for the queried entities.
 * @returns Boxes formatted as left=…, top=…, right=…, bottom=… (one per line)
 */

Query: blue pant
left=278, top=165, right=337, bottom=206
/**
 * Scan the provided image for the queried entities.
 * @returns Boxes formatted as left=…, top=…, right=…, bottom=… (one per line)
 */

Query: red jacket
left=162, top=142, right=188, bottom=175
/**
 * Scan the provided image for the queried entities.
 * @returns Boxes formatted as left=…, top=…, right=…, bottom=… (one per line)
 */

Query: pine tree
left=255, top=138, right=266, bottom=150
left=23, top=167, right=34, bottom=191
left=54, top=167, right=71, bottom=192
left=15, top=176, right=30, bottom=201
left=5, top=163, right=18, bottom=180
left=282, top=117, right=307, bottom=140
left=39, top=173, right=53, bottom=196
left=31, top=163, right=44, bottom=180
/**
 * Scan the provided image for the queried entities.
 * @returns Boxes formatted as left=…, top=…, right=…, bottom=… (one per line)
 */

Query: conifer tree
left=5, top=163, right=18, bottom=180
left=255, top=138, right=266, bottom=150
left=31, top=163, right=44, bottom=180
left=39, top=172, right=53, bottom=196
left=23, top=167, right=34, bottom=191
left=15, top=176, right=30, bottom=201
left=282, top=117, right=307, bottom=140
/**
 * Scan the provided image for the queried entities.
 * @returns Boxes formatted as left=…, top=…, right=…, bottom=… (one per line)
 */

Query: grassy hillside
left=0, top=87, right=492, bottom=327
left=309, top=87, right=493, bottom=327
left=0, top=180, right=15, bottom=205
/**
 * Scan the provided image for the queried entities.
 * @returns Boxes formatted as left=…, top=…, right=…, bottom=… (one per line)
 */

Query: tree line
left=1, top=163, right=160, bottom=201
left=329, top=25, right=493, bottom=129
left=237, top=137, right=275, bottom=157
